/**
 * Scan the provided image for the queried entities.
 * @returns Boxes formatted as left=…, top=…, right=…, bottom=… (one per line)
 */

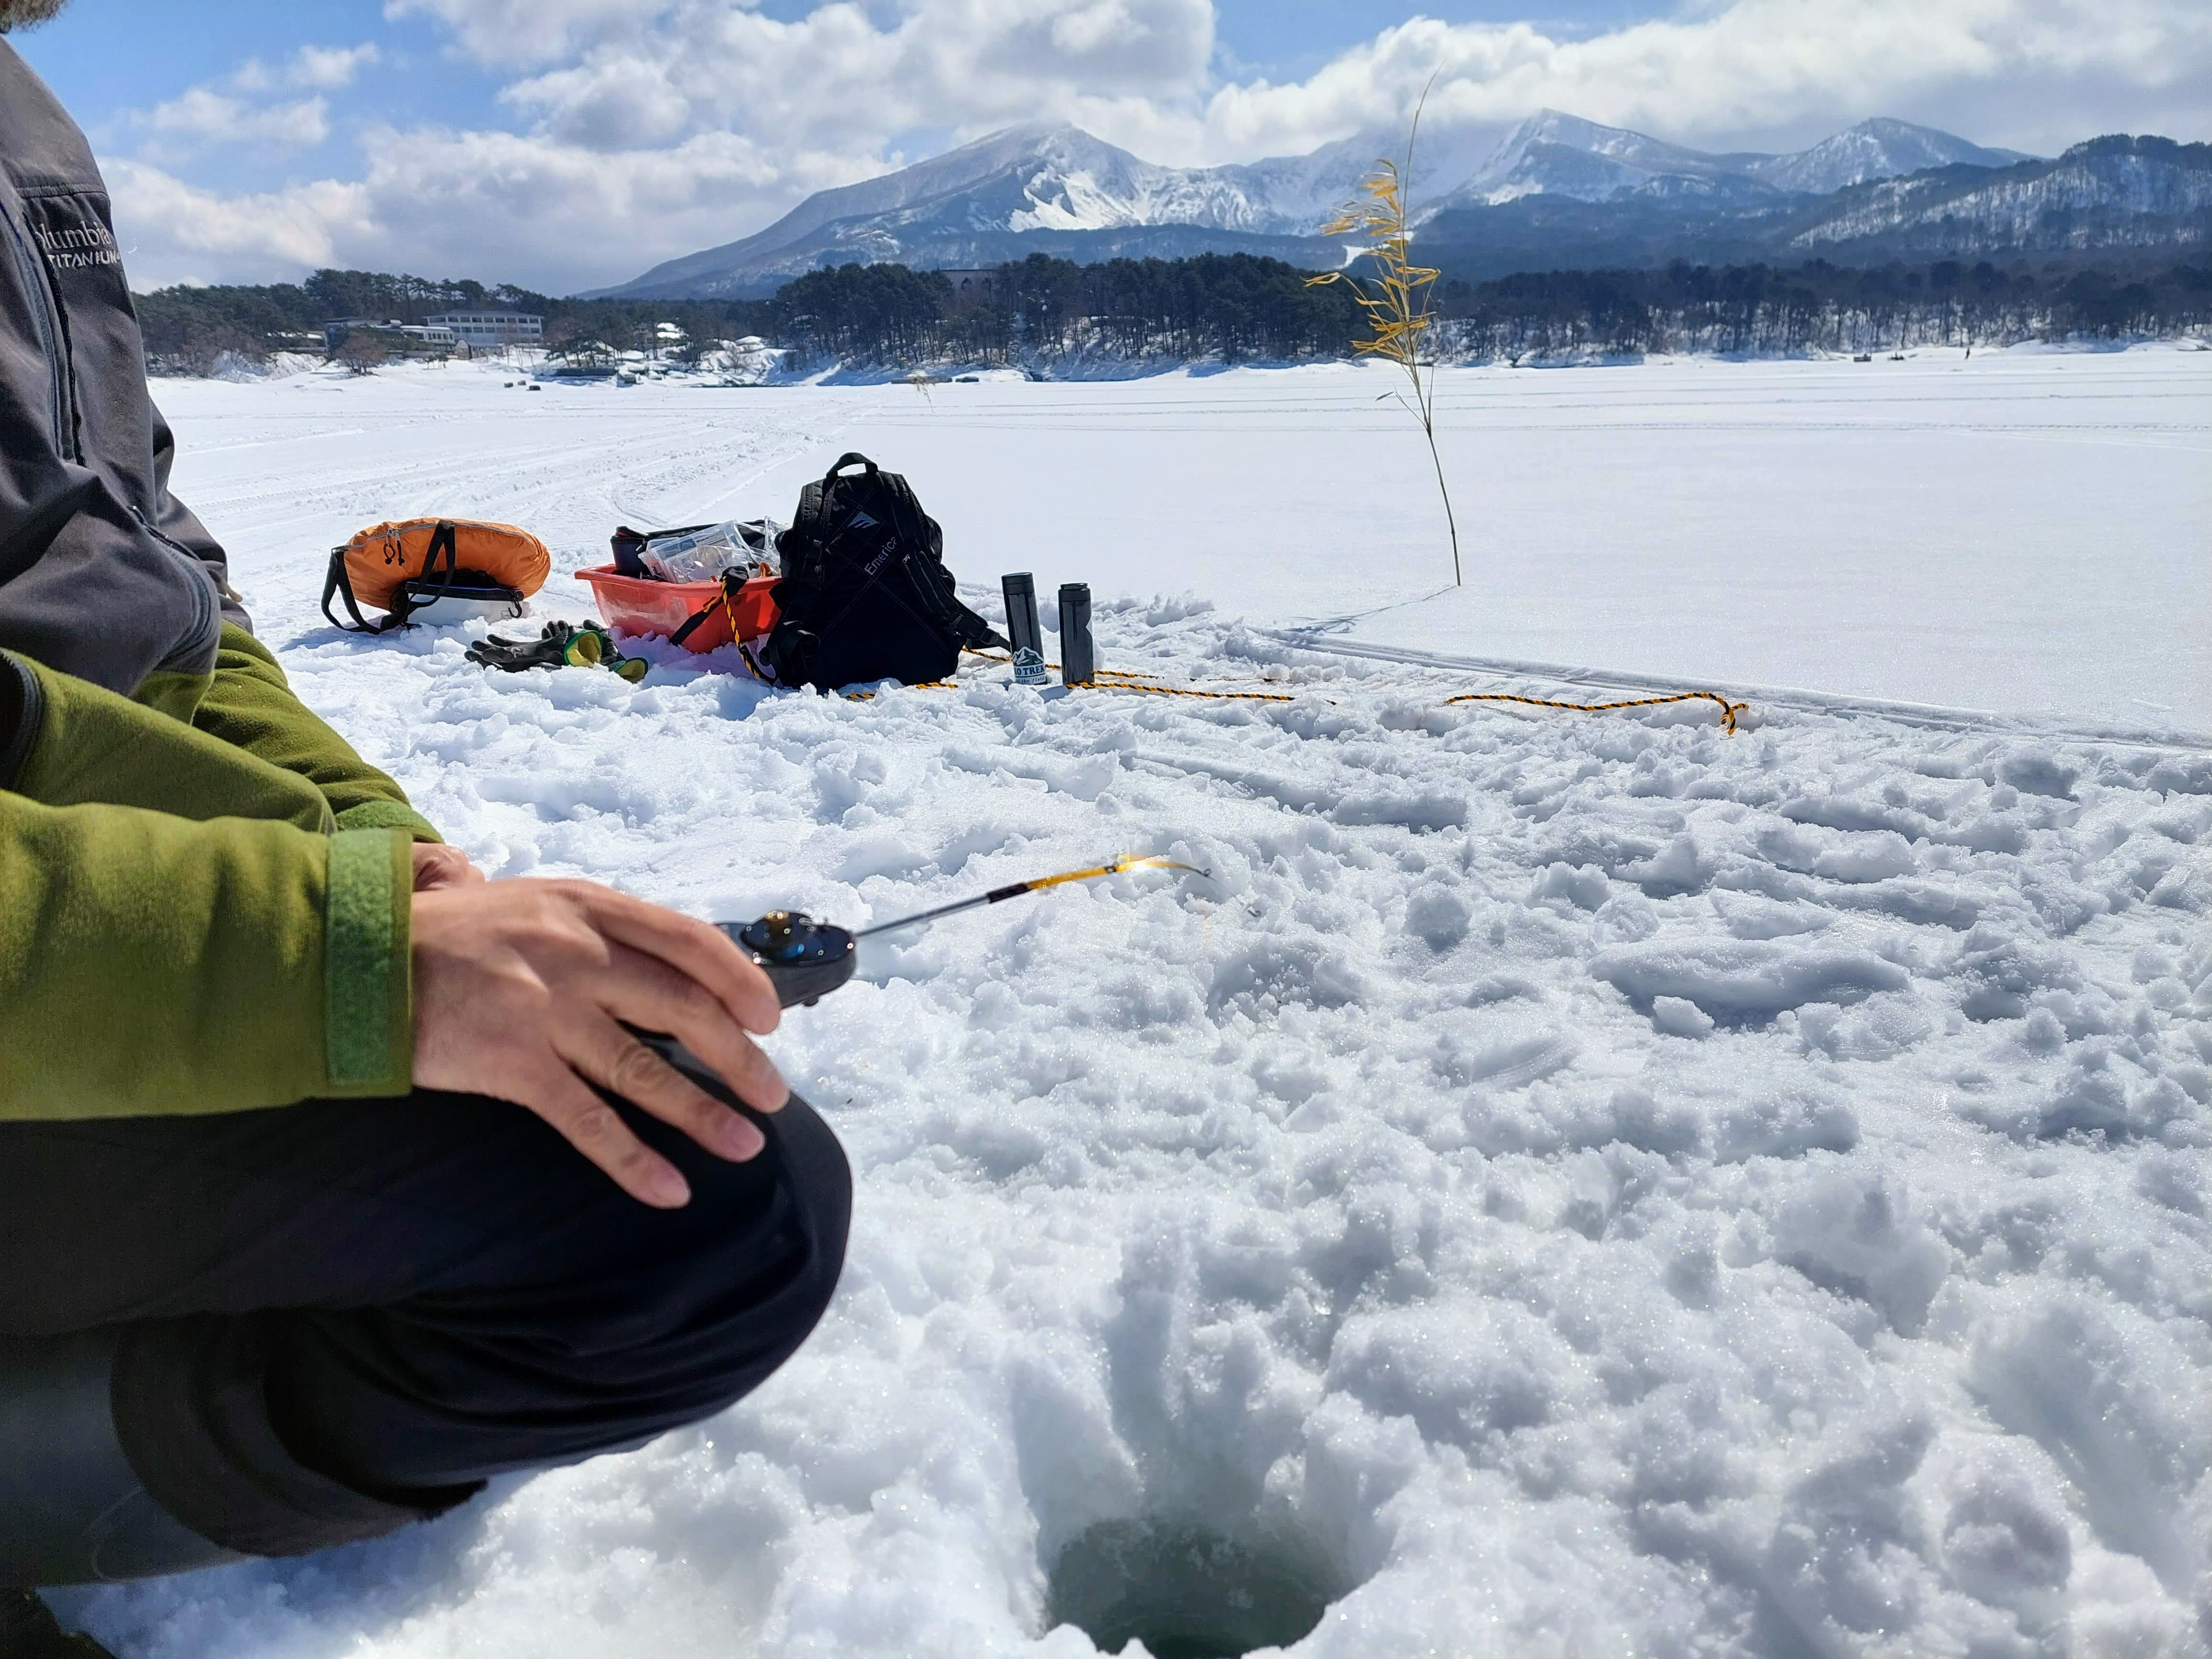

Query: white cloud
left=292, top=43, right=382, bottom=89
left=1183, top=0, right=2212, bottom=163
left=101, top=0, right=2212, bottom=294
left=141, top=88, right=330, bottom=148
left=103, top=160, right=373, bottom=284
left=493, top=0, right=1213, bottom=154
left=125, top=42, right=383, bottom=157
left=385, top=0, right=672, bottom=68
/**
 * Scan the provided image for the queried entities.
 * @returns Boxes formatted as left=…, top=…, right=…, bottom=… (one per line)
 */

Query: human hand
left=411, top=842, right=484, bottom=891
left=409, top=879, right=787, bottom=1207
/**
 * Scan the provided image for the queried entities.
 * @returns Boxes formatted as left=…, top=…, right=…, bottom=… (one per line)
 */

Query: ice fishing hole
left=1045, top=1519, right=1341, bottom=1659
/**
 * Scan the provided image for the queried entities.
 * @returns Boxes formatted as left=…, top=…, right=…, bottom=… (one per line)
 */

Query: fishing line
left=852, top=854, right=1209, bottom=939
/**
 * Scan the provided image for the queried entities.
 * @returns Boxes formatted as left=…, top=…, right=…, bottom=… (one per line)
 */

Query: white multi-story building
left=423, top=309, right=544, bottom=347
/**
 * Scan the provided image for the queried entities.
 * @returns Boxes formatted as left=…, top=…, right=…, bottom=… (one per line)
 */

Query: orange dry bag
left=321, top=518, right=551, bottom=633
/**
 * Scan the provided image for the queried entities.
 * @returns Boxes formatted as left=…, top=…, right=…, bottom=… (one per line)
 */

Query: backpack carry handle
left=823, top=453, right=878, bottom=487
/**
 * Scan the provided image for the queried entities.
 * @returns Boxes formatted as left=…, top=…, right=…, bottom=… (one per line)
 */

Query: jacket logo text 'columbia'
left=32, top=220, right=116, bottom=270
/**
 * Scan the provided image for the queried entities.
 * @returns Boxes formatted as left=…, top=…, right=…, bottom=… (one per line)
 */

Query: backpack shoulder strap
left=879, top=472, right=939, bottom=560
left=789, top=481, right=829, bottom=558
left=897, top=550, right=1005, bottom=651
left=870, top=474, right=1001, bottom=649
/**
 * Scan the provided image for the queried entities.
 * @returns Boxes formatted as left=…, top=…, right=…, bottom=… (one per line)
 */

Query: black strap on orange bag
left=322, top=520, right=460, bottom=633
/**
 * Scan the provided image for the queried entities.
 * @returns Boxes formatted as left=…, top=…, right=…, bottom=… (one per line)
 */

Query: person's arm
left=0, top=799, right=414, bottom=1119
left=192, top=623, right=443, bottom=841
left=0, top=649, right=412, bottom=1119
left=5, top=650, right=792, bottom=1194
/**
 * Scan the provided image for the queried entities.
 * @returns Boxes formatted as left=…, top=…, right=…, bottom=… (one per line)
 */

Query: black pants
left=0, top=1074, right=850, bottom=1558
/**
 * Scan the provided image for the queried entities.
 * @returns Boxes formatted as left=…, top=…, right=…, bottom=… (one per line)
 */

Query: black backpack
left=756, top=453, right=1003, bottom=690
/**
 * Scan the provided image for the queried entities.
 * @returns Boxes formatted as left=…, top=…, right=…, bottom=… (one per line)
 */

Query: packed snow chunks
left=611, top=519, right=782, bottom=584
left=760, top=451, right=1004, bottom=691
left=322, top=517, right=550, bottom=633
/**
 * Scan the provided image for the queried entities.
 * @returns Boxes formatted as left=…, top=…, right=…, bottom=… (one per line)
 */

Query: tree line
left=768, top=253, right=1364, bottom=365
left=1431, top=259, right=2212, bottom=360
left=135, top=269, right=773, bottom=376
left=131, top=254, right=2211, bottom=377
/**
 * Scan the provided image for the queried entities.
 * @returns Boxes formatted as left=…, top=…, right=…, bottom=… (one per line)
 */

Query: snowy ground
left=60, top=350, right=2212, bottom=1658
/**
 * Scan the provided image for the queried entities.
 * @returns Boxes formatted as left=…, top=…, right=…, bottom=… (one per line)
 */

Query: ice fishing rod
left=719, top=855, right=1207, bottom=1008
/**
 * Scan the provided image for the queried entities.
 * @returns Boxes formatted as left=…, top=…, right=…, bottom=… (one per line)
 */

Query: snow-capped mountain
left=1790, top=135, right=2212, bottom=253
left=1746, top=117, right=2029, bottom=195
left=1432, top=112, right=2032, bottom=208
left=1438, top=111, right=1769, bottom=207
left=1408, top=133, right=2211, bottom=278
left=604, top=126, right=1332, bottom=299
left=597, top=113, right=2056, bottom=298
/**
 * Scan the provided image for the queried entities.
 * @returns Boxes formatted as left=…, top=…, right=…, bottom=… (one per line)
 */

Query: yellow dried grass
left=1307, top=77, right=1462, bottom=586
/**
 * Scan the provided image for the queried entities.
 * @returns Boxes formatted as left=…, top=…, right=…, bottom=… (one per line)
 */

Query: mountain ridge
left=590, top=117, right=2207, bottom=301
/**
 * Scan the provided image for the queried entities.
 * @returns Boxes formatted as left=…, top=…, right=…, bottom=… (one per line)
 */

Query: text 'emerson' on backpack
left=757, top=453, right=1005, bottom=691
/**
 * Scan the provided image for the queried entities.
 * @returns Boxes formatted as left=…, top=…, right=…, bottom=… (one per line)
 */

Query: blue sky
left=10, top=0, right=2207, bottom=295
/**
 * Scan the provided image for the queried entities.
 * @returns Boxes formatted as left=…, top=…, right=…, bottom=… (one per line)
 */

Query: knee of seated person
left=723, top=1093, right=851, bottom=1340
left=271, top=1095, right=853, bottom=1503
left=605, top=1092, right=851, bottom=1407
left=502, top=1108, right=850, bottom=1475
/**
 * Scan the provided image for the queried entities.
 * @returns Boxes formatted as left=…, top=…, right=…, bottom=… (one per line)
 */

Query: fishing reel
left=638, top=862, right=1199, bottom=1083
left=627, top=912, right=853, bottom=1082
left=722, top=910, right=857, bottom=1008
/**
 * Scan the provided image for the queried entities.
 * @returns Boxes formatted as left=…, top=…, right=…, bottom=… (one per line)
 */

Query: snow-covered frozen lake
left=150, top=345, right=2212, bottom=730
left=70, top=350, right=2212, bottom=1658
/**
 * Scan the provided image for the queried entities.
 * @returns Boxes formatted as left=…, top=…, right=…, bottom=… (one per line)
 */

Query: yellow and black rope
left=964, top=650, right=1298, bottom=703
left=828, top=648, right=1745, bottom=730
left=1444, top=688, right=1748, bottom=735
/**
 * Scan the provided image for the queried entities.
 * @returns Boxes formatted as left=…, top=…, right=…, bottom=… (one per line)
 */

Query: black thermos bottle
left=1002, top=573, right=1044, bottom=681
left=1058, top=583, right=1095, bottom=685
left=1001, top=572, right=1040, bottom=654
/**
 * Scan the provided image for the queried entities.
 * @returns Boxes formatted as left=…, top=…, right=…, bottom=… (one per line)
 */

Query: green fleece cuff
left=333, top=798, right=443, bottom=843
left=324, top=829, right=413, bottom=1091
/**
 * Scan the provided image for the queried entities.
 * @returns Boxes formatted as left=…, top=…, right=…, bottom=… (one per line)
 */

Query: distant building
left=321, top=318, right=457, bottom=355
left=423, top=309, right=544, bottom=347
left=938, top=270, right=998, bottom=314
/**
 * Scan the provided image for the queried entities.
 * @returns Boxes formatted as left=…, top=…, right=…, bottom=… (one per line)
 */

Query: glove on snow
left=466, top=621, right=647, bottom=683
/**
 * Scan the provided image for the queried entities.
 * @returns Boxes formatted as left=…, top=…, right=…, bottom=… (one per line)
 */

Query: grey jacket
left=0, top=39, right=241, bottom=698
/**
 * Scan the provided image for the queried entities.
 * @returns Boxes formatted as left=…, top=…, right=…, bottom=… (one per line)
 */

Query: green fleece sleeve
left=19, top=651, right=335, bottom=833
left=0, top=800, right=413, bottom=1118
left=0, top=652, right=414, bottom=1118
left=191, top=624, right=443, bottom=842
